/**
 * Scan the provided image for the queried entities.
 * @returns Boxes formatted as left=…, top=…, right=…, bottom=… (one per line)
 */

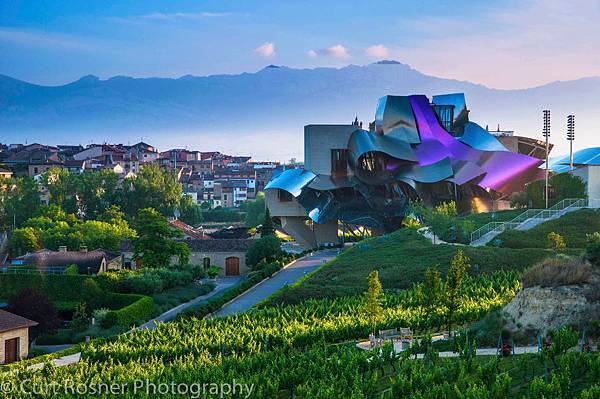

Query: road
left=210, top=249, right=339, bottom=317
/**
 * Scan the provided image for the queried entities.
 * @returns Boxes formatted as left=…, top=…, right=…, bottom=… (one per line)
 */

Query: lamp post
left=543, top=110, right=551, bottom=208
left=567, top=115, right=575, bottom=174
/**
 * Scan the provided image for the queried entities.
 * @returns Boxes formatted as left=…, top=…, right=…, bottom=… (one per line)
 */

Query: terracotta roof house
left=169, top=219, right=209, bottom=240
left=0, top=309, right=38, bottom=364
left=0, top=165, right=12, bottom=179
left=14, top=248, right=120, bottom=274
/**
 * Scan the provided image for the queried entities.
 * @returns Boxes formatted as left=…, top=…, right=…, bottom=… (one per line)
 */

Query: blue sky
left=1, top=0, right=599, bottom=88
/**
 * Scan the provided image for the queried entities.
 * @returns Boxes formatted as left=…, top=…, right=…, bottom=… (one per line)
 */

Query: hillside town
left=0, top=141, right=284, bottom=209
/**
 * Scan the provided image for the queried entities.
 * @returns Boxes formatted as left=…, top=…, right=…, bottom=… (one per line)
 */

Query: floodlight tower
left=567, top=115, right=575, bottom=174
left=542, top=110, right=551, bottom=208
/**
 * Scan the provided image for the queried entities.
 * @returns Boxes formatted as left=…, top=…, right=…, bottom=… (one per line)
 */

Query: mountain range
left=1, top=61, right=599, bottom=160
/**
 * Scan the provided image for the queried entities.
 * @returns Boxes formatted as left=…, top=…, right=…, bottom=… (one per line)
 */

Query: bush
left=547, top=232, right=566, bottom=250
left=206, top=266, right=220, bottom=279
left=64, top=264, right=79, bottom=275
left=522, top=256, right=593, bottom=288
left=585, top=232, right=600, bottom=265
left=92, top=308, right=111, bottom=325
left=101, top=296, right=156, bottom=328
left=527, top=173, right=586, bottom=208
left=97, top=267, right=198, bottom=295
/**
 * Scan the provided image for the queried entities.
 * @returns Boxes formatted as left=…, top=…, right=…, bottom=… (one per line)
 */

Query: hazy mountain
left=1, top=61, right=599, bottom=160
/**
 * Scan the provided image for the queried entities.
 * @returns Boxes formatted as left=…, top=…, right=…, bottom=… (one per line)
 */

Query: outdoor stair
left=469, top=198, right=600, bottom=246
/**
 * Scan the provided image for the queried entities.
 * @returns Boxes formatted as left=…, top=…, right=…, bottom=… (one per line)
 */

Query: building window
left=278, top=189, right=293, bottom=202
left=33, top=167, right=39, bottom=174
left=331, top=149, right=348, bottom=177
left=359, top=151, right=386, bottom=172
left=203, top=257, right=211, bottom=270
left=433, top=104, right=454, bottom=133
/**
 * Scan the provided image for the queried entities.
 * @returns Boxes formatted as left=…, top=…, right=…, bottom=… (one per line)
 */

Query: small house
left=0, top=310, right=37, bottom=364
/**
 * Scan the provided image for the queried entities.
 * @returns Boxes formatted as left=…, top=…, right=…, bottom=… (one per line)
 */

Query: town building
left=7, top=247, right=121, bottom=274
left=0, top=310, right=38, bottom=364
left=121, top=239, right=253, bottom=276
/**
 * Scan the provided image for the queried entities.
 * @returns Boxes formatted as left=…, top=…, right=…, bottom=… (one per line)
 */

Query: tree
left=179, top=194, right=203, bottom=226
left=421, top=267, right=443, bottom=330
left=364, top=270, right=384, bottom=334
left=133, top=208, right=190, bottom=268
left=73, top=169, right=119, bottom=219
left=240, top=192, right=266, bottom=227
left=41, top=167, right=78, bottom=214
left=8, top=288, right=61, bottom=339
left=9, top=227, right=41, bottom=256
left=445, top=249, right=470, bottom=333
left=509, top=191, right=529, bottom=209
left=260, top=206, right=275, bottom=237
left=245, top=235, right=282, bottom=268
left=527, top=173, right=586, bottom=208
left=119, top=164, right=182, bottom=217
left=0, top=177, right=41, bottom=229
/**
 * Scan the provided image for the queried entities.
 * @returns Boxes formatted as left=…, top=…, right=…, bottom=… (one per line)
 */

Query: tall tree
left=74, top=169, right=119, bottom=219
left=260, top=206, right=275, bottom=237
left=133, top=208, right=190, bottom=268
left=421, top=267, right=443, bottom=331
left=41, top=167, right=77, bottom=214
left=179, top=194, right=203, bottom=226
left=364, top=270, right=384, bottom=334
left=9, top=288, right=61, bottom=340
left=120, top=164, right=182, bottom=217
left=0, top=177, right=41, bottom=229
left=446, top=250, right=470, bottom=334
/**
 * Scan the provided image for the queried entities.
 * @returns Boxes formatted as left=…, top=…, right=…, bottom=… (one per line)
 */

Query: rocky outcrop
left=503, top=284, right=600, bottom=336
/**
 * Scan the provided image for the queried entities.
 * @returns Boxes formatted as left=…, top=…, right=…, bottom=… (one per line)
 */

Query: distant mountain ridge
left=1, top=61, right=599, bottom=159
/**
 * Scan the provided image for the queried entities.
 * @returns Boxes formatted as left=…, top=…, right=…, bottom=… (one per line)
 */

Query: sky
left=1, top=0, right=600, bottom=89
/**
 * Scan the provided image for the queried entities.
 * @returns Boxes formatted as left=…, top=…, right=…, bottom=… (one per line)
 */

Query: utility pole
left=543, top=110, right=551, bottom=208
left=567, top=115, right=575, bottom=174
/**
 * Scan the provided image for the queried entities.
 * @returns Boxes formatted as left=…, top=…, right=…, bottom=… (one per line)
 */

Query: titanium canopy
left=266, top=94, right=544, bottom=228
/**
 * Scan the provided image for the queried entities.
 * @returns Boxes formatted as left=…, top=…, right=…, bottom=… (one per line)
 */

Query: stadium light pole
left=542, top=110, right=551, bottom=208
left=567, top=115, right=575, bottom=174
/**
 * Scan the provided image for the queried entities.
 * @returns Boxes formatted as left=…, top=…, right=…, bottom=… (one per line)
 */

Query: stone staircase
left=470, top=198, right=600, bottom=246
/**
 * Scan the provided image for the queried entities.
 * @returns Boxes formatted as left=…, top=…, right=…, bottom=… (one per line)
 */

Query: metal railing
left=470, top=198, right=598, bottom=244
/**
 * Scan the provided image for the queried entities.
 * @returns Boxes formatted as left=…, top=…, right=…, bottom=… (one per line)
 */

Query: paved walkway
left=137, top=277, right=241, bottom=330
left=18, top=250, right=338, bottom=371
left=211, top=249, right=339, bottom=317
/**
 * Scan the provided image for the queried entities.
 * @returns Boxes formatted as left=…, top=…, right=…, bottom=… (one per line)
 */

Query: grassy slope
left=494, top=208, right=600, bottom=249
left=272, top=228, right=561, bottom=305
left=461, top=209, right=523, bottom=229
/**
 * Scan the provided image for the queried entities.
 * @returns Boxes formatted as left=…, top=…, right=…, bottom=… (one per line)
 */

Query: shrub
left=522, top=257, right=593, bottom=288
left=547, top=232, right=566, bottom=250
left=92, top=308, right=111, bottom=325
left=207, top=266, right=220, bottom=279
left=102, top=296, right=156, bottom=328
left=64, top=264, right=79, bottom=275
left=585, top=232, right=600, bottom=265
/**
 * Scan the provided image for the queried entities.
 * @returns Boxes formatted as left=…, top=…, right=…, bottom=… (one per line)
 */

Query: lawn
left=270, top=228, right=565, bottom=305
left=494, top=208, right=600, bottom=249
left=462, top=208, right=524, bottom=230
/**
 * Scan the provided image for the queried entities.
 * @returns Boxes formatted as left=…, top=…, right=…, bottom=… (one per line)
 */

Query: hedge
left=181, top=262, right=281, bottom=319
left=0, top=274, right=90, bottom=302
left=101, top=295, right=157, bottom=328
